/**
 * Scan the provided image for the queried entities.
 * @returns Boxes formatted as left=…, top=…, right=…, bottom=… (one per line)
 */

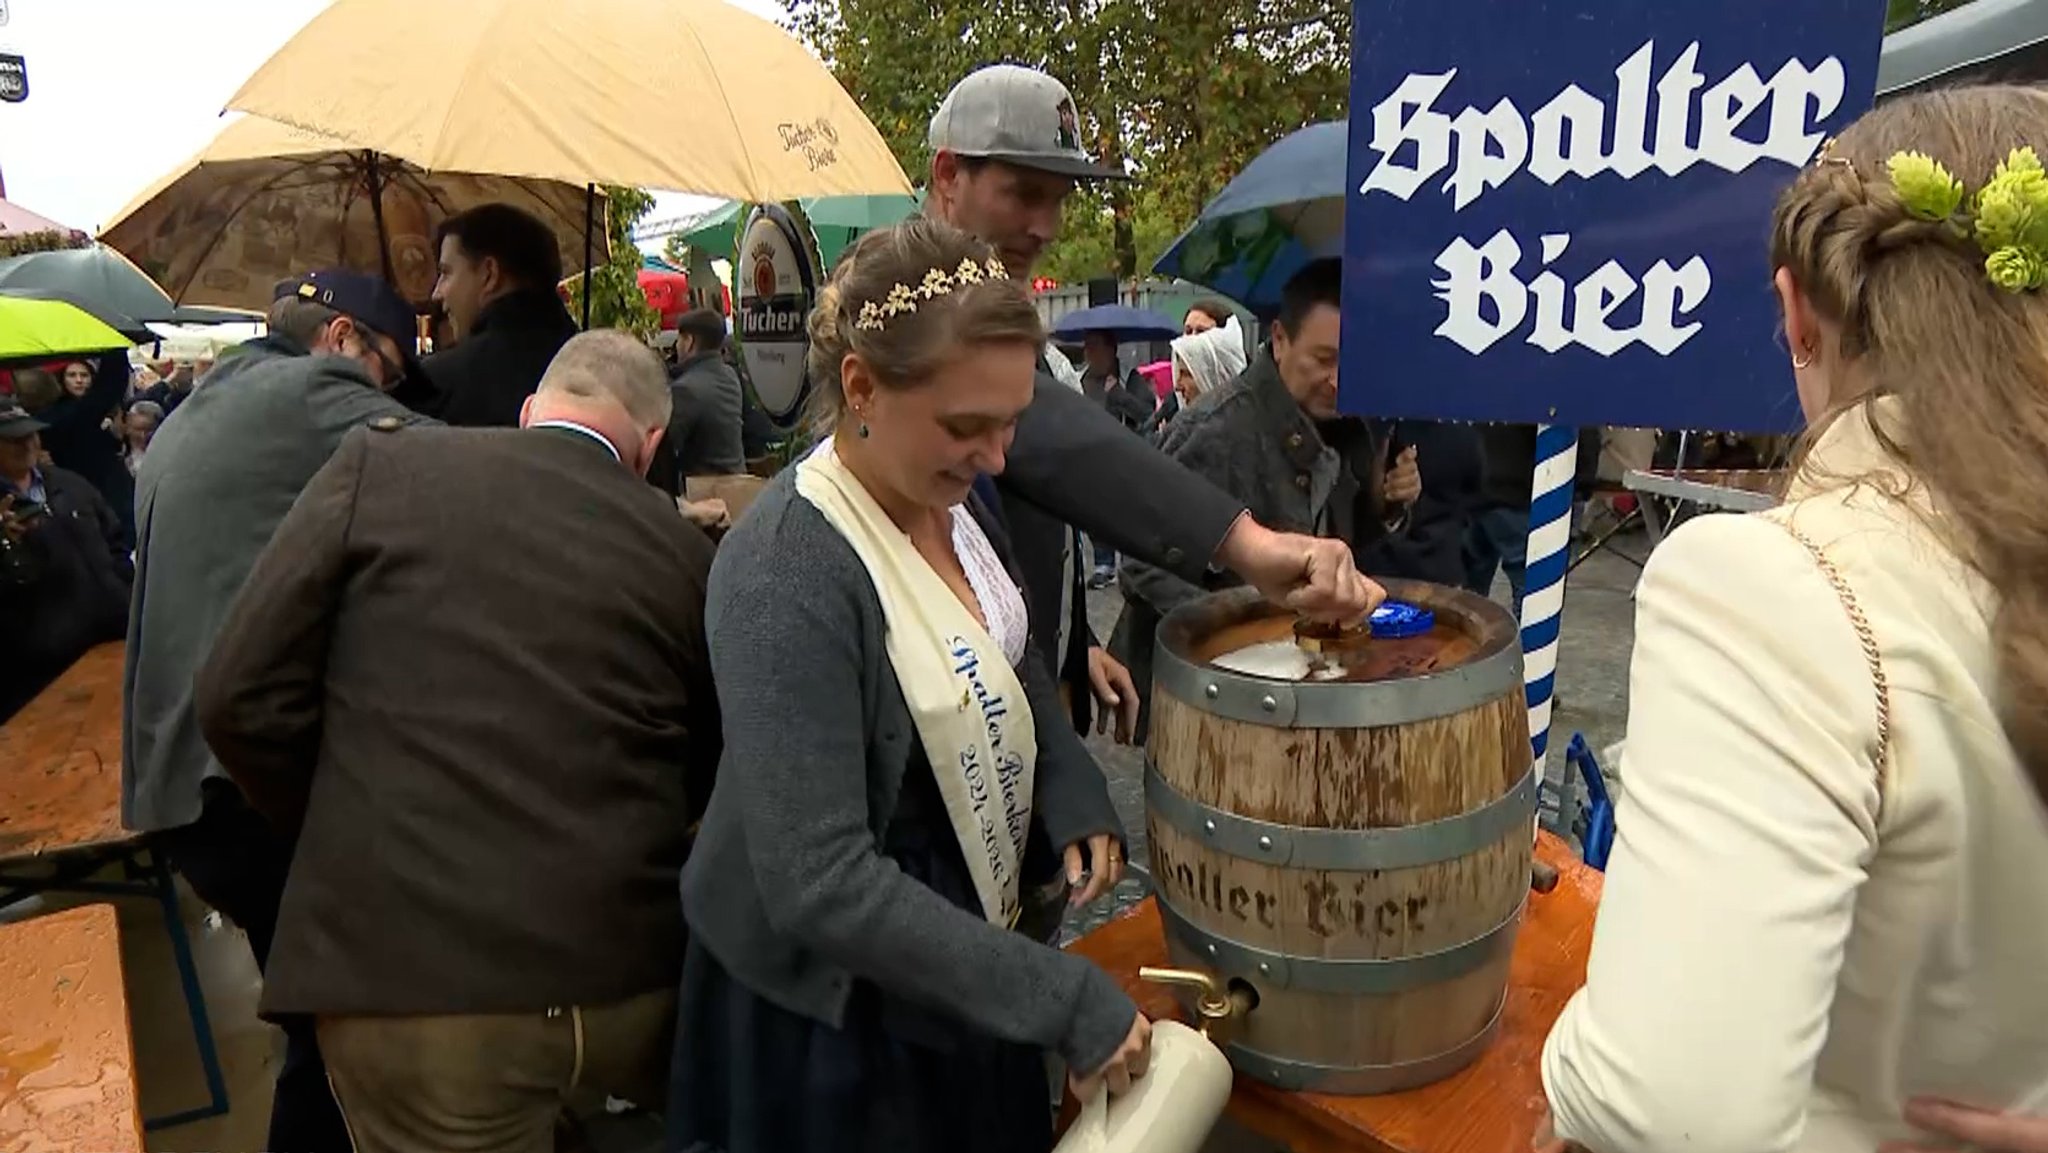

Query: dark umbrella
left=0, top=245, right=257, bottom=326
left=1050, top=304, right=1181, bottom=343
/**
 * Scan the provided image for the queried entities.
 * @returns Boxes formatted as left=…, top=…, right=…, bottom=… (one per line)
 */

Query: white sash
left=795, top=443, right=1037, bottom=926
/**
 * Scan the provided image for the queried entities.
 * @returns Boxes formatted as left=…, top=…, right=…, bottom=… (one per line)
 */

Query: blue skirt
left=667, top=766, right=1058, bottom=1153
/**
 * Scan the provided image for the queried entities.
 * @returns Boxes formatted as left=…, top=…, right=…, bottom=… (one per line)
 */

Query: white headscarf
left=1170, top=316, right=1249, bottom=398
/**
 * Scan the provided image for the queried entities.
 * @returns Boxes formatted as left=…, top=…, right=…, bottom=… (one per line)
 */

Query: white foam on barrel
left=1210, top=640, right=1312, bottom=681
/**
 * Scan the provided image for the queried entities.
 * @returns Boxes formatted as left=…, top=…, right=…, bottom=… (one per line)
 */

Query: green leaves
left=780, top=0, right=1348, bottom=281
left=564, top=184, right=660, bottom=338
left=0, top=228, right=88, bottom=259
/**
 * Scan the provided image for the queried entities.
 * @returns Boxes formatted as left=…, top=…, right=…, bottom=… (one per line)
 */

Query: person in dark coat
left=424, top=203, right=578, bottom=427
left=197, top=333, right=717, bottom=1149
left=650, top=308, right=746, bottom=494
left=0, top=399, right=130, bottom=722
left=24, top=352, right=134, bottom=542
left=1112, top=259, right=1480, bottom=739
left=1465, top=423, right=1537, bottom=613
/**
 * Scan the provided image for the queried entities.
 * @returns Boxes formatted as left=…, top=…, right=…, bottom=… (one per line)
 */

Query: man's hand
left=678, top=496, right=731, bottom=532
left=1063, top=833, right=1123, bottom=907
left=1, top=494, right=36, bottom=545
left=1086, top=645, right=1140, bottom=744
left=1880, top=1098, right=2048, bottom=1153
left=1216, top=515, right=1387, bottom=622
left=1384, top=444, right=1421, bottom=506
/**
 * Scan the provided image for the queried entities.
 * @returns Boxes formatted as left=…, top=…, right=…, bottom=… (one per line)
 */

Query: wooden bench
left=0, top=643, right=230, bottom=1129
left=1064, top=831, right=1603, bottom=1153
left=0, top=643, right=131, bottom=862
left=0, top=903, right=144, bottom=1153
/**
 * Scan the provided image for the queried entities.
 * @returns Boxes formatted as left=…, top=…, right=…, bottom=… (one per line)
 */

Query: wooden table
left=0, top=643, right=131, bottom=862
left=0, top=642, right=230, bottom=1129
left=1066, top=832, right=1602, bottom=1153
left=0, top=903, right=144, bottom=1153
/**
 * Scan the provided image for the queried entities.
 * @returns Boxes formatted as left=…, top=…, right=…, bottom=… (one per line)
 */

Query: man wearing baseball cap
left=922, top=64, right=1382, bottom=750
left=1, top=396, right=132, bottom=723
left=122, top=267, right=432, bottom=1153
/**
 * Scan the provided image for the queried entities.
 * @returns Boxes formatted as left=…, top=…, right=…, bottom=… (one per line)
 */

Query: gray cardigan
left=681, top=471, right=1138, bottom=1075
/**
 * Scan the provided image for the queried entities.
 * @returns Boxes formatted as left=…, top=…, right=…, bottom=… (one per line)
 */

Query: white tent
left=133, top=321, right=265, bottom=364
left=1879, top=0, right=2048, bottom=94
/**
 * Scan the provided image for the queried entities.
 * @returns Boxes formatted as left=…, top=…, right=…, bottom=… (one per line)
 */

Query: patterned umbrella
left=101, top=116, right=596, bottom=313
left=1154, top=120, right=1346, bottom=317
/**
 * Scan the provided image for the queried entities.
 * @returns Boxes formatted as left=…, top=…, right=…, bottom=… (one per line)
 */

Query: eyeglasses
left=340, top=321, right=406, bottom=386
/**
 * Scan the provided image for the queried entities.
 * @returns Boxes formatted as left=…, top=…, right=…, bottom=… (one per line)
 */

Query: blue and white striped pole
left=1522, top=423, right=1579, bottom=829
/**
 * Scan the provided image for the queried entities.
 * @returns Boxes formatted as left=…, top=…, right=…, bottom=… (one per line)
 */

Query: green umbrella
left=801, top=192, right=921, bottom=231
left=675, top=201, right=745, bottom=259
left=670, top=194, right=921, bottom=269
left=0, top=293, right=132, bottom=362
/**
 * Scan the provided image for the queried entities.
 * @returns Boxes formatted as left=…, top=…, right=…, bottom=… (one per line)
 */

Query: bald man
left=195, top=331, right=720, bottom=1151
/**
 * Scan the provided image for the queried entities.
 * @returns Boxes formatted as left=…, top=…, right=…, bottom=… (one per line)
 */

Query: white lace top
left=948, top=505, right=1029, bottom=668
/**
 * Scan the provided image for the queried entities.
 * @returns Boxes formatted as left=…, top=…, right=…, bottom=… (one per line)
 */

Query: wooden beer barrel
left=1145, top=581, right=1532, bottom=1095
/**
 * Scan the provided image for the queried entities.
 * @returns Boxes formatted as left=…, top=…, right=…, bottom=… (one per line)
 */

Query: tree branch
left=1227, top=4, right=1345, bottom=40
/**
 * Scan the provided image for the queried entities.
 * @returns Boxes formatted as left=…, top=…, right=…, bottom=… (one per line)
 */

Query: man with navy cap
left=122, top=267, right=430, bottom=1153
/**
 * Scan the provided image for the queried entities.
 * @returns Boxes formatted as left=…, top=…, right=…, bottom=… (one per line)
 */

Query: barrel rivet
left=1203, top=819, right=1217, bottom=835
left=1260, top=694, right=1278, bottom=712
left=1258, top=962, right=1272, bottom=976
left=1204, top=683, right=1219, bottom=700
left=1206, top=943, right=1218, bottom=957
left=1257, top=835, right=1273, bottom=851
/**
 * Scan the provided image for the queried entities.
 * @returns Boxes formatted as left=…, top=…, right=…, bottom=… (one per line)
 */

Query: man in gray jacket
left=122, top=268, right=431, bottom=1153
left=656, top=307, right=746, bottom=487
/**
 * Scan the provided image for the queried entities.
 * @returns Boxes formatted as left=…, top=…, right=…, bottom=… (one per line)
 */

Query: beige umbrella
left=225, top=0, right=913, bottom=202
left=100, top=116, right=599, bottom=313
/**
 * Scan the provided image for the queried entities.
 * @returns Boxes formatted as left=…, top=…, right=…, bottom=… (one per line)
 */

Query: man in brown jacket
left=196, top=330, right=718, bottom=1152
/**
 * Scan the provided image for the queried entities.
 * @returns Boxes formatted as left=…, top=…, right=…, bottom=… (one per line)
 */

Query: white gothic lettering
left=1360, top=39, right=1840, bottom=359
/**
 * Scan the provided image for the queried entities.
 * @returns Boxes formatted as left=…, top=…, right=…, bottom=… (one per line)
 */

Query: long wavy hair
left=1771, top=85, right=2048, bottom=804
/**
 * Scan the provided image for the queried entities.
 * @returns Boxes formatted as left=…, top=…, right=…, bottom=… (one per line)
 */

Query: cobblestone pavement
left=1056, top=543, right=1643, bottom=943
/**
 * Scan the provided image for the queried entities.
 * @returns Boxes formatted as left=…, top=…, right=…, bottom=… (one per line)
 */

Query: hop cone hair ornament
left=1884, top=146, right=2048, bottom=293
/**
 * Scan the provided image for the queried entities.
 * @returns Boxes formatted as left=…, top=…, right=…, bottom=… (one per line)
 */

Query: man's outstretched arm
left=1005, top=377, right=1384, bottom=621
left=1004, top=377, right=1242, bottom=582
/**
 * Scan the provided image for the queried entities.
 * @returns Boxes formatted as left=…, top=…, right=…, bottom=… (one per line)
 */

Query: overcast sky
left=0, top=0, right=785, bottom=233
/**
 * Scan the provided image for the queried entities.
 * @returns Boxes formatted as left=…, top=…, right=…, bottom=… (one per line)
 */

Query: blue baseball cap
left=273, top=269, right=419, bottom=351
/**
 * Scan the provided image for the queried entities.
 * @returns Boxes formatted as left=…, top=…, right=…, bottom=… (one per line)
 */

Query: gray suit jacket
left=681, top=470, right=1138, bottom=1075
left=122, top=336, right=431, bottom=833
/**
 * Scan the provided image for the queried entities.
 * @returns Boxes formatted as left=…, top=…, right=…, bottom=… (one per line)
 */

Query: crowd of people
left=1, top=53, right=2045, bottom=1153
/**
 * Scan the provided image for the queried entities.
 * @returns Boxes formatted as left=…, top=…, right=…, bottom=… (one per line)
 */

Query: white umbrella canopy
left=101, top=116, right=599, bottom=313
left=225, top=0, right=913, bottom=202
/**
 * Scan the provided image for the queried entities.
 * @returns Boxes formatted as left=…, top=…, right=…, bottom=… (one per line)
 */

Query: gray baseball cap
left=928, top=64, right=1128, bottom=181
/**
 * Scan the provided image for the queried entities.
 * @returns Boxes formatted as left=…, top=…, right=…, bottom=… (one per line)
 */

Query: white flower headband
left=854, top=255, right=1010, bottom=332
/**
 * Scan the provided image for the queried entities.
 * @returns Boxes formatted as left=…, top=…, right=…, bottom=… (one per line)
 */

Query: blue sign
left=1340, top=2, right=1885, bottom=432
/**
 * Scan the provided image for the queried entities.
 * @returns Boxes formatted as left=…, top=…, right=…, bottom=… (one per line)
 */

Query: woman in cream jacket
left=1540, top=87, right=2048, bottom=1153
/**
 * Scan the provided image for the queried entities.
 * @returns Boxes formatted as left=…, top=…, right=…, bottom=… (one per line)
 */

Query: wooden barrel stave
left=1145, top=582, right=1533, bottom=1095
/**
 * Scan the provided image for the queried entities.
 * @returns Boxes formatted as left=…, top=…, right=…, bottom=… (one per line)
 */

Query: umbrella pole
left=581, top=183, right=596, bottom=330
left=365, top=151, right=398, bottom=286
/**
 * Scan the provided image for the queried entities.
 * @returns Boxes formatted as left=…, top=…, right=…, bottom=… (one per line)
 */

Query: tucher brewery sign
left=0, top=53, right=25, bottom=104
left=735, top=203, right=817, bottom=430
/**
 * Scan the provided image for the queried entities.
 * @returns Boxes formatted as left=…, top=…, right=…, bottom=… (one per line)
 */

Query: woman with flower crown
left=1537, top=87, right=2048, bottom=1153
left=667, top=218, right=1151, bottom=1152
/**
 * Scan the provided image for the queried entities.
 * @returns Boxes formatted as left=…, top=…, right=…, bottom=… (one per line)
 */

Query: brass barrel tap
left=1138, top=967, right=1255, bottom=1043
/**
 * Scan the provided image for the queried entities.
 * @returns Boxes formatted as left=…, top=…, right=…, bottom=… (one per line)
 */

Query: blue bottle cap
left=1368, top=601, right=1435, bottom=639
